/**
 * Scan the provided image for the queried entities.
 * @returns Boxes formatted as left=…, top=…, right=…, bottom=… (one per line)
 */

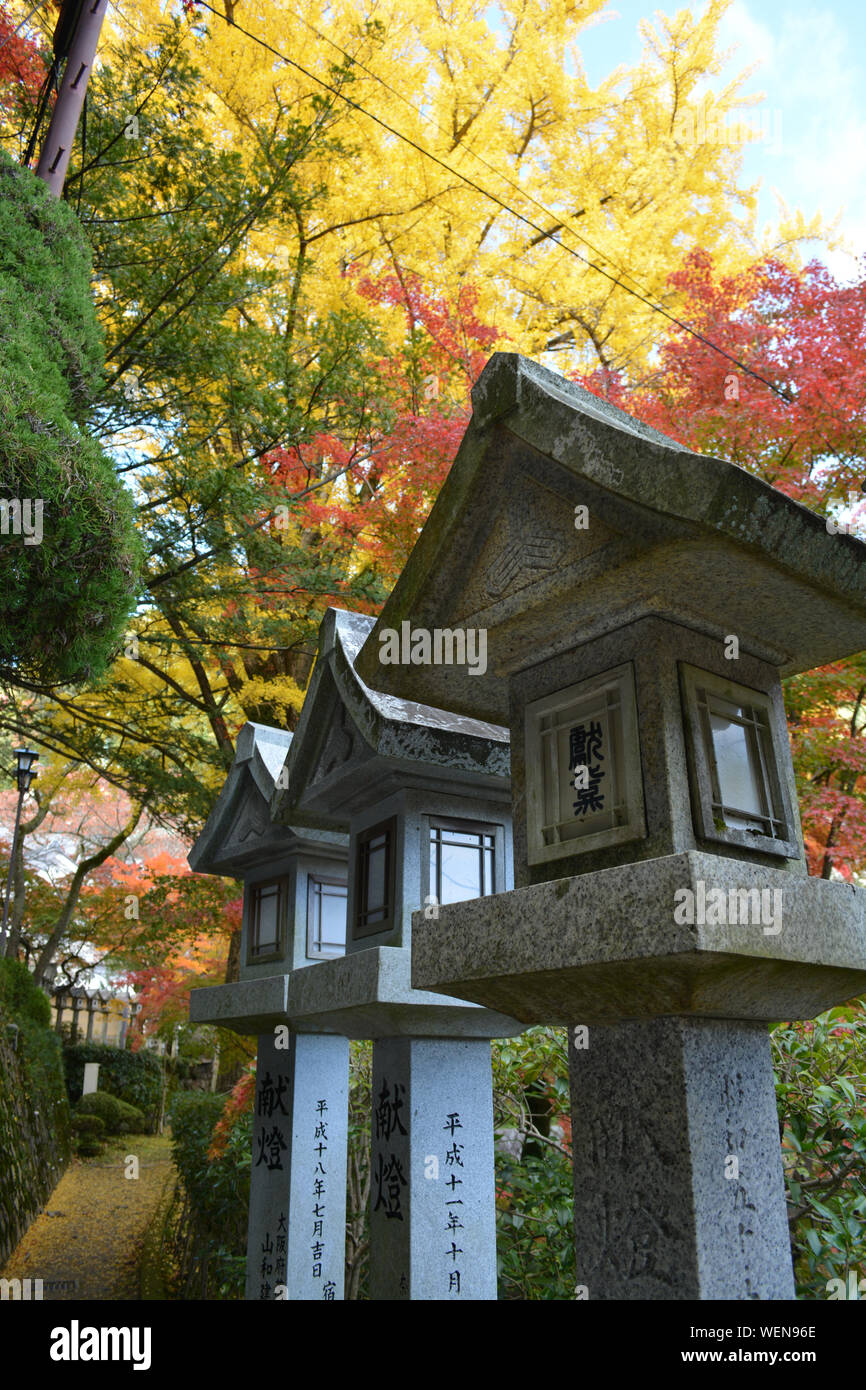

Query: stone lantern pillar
left=270, top=608, right=522, bottom=1300
left=355, top=352, right=866, bottom=1300
left=189, top=722, right=351, bottom=1301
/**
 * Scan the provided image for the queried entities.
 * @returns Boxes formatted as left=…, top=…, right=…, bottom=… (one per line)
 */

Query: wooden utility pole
left=35, top=0, right=108, bottom=198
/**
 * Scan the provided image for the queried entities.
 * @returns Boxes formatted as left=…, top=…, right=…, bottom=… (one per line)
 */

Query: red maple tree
left=573, top=249, right=866, bottom=878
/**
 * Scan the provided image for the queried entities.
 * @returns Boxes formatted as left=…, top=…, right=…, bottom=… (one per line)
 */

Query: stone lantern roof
left=189, top=721, right=344, bottom=877
left=272, top=607, right=509, bottom=831
left=354, top=352, right=866, bottom=723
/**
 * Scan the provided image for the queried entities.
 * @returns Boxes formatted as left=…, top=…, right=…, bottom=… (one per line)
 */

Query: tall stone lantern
left=271, top=607, right=522, bottom=1300
left=189, top=722, right=350, bottom=1300
left=354, top=352, right=866, bottom=1300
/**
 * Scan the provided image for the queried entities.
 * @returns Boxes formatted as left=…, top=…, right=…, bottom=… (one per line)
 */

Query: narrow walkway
left=1, top=1134, right=174, bottom=1300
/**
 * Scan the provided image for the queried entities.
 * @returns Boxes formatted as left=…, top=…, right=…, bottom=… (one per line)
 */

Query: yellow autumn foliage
left=104, top=0, right=833, bottom=378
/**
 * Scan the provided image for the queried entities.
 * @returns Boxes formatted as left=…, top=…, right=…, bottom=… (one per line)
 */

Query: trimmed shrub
left=76, top=1090, right=146, bottom=1135
left=71, top=1113, right=105, bottom=1137
left=75, top=1091, right=126, bottom=1134
left=63, top=1042, right=161, bottom=1130
left=113, top=1097, right=146, bottom=1133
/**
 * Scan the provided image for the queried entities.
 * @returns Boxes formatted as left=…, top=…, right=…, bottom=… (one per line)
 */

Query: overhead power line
left=193, top=0, right=794, bottom=406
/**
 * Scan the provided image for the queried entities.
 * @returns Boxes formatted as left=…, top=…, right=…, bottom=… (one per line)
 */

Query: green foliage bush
left=168, top=1091, right=250, bottom=1298
left=0, top=150, right=141, bottom=688
left=71, top=1113, right=105, bottom=1136
left=493, top=1028, right=575, bottom=1300
left=113, top=1097, right=146, bottom=1133
left=72, top=1111, right=106, bottom=1157
left=77, top=1138, right=104, bottom=1158
left=75, top=1091, right=125, bottom=1133
left=773, top=1005, right=866, bottom=1299
left=0, top=957, right=51, bottom=1027
left=75, top=1090, right=146, bottom=1135
left=64, top=1042, right=161, bottom=1130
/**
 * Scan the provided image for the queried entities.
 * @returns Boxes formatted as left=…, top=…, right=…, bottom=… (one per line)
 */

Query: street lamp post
left=0, top=748, right=39, bottom=955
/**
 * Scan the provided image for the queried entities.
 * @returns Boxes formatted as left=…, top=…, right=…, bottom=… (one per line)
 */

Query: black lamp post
left=0, top=747, right=39, bottom=953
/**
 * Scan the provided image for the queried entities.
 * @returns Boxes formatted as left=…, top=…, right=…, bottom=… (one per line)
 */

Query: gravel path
left=1, top=1134, right=174, bottom=1300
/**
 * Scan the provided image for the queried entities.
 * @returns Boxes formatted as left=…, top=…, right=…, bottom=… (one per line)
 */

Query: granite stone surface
left=569, top=1017, right=795, bottom=1299
left=410, top=851, right=866, bottom=1023
left=271, top=607, right=509, bottom=833
left=369, top=1037, right=497, bottom=1300
left=189, top=948, right=523, bottom=1038
left=190, top=721, right=346, bottom=877
left=246, top=1031, right=349, bottom=1300
left=506, top=615, right=807, bottom=890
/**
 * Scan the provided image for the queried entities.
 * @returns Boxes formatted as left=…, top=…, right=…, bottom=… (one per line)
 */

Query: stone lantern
left=354, top=352, right=866, bottom=1300
left=189, top=722, right=350, bottom=1300
left=272, top=607, right=521, bottom=1300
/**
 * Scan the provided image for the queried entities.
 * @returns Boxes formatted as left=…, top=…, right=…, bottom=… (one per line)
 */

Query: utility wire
left=193, top=0, right=794, bottom=405
left=270, top=2, right=655, bottom=313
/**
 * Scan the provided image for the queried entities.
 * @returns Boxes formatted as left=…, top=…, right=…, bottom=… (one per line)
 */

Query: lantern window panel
left=680, top=664, right=800, bottom=859
left=428, top=818, right=497, bottom=905
left=354, top=817, right=397, bottom=940
left=247, top=878, right=287, bottom=964
left=307, top=876, right=348, bottom=959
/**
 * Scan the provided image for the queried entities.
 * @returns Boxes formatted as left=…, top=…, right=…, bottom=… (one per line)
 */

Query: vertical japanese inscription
left=312, top=1098, right=328, bottom=1290
left=569, top=719, right=605, bottom=817
left=255, top=1069, right=289, bottom=1171
left=373, top=1077, right=408, bottom=1221
left=442, top=1110, right=465, bottom=1296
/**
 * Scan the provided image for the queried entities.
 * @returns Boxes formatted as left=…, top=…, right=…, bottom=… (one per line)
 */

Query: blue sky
left=575, top=0, right=866, bottom=282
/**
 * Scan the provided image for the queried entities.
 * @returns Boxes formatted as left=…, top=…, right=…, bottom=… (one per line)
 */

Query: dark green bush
left=71, top=1113, right=105, bottom=1136
left=773, top=1005, right=866, bottom=1299
left=0, top=150, right=141, bottom=689
left=76, top=1090, right=146, bottom=1135
left=77, top=1138, right=103, bottom=1158
left=113, top=1097, right=146, bottom=1133
left=64, top=1042, right=161, bottom=1130
left=75, top=1091, right=126, bottom=1134
left=0, top=958, right=51, bottom=1027
left=169, top=1091, right=249, bottom=1298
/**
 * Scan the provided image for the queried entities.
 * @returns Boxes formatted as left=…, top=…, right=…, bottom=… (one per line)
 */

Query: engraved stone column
left=370, top=1037, right=497, bottom=1301
left=247, top=1031, right=349, bottom=1302
left=569, top=1017, right=794, bottom=1300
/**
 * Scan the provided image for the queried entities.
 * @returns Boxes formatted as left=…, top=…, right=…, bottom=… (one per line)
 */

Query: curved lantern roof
left=189, top=721, right=345, bottom=877
left=271, top=607, right=509, bottom=832
left=353, top=352, right=866, bottom=725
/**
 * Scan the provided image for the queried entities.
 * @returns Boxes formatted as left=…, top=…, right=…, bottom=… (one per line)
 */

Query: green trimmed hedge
left=76, top=1090, right=146, bottom=1135
left=71, top=1112, right=105, bottom=1136
left=63, top=1041, right=161, bottom=1131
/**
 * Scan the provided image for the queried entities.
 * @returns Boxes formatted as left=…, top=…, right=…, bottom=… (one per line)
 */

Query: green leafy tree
left=0, top=151, right=141, bottom=688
